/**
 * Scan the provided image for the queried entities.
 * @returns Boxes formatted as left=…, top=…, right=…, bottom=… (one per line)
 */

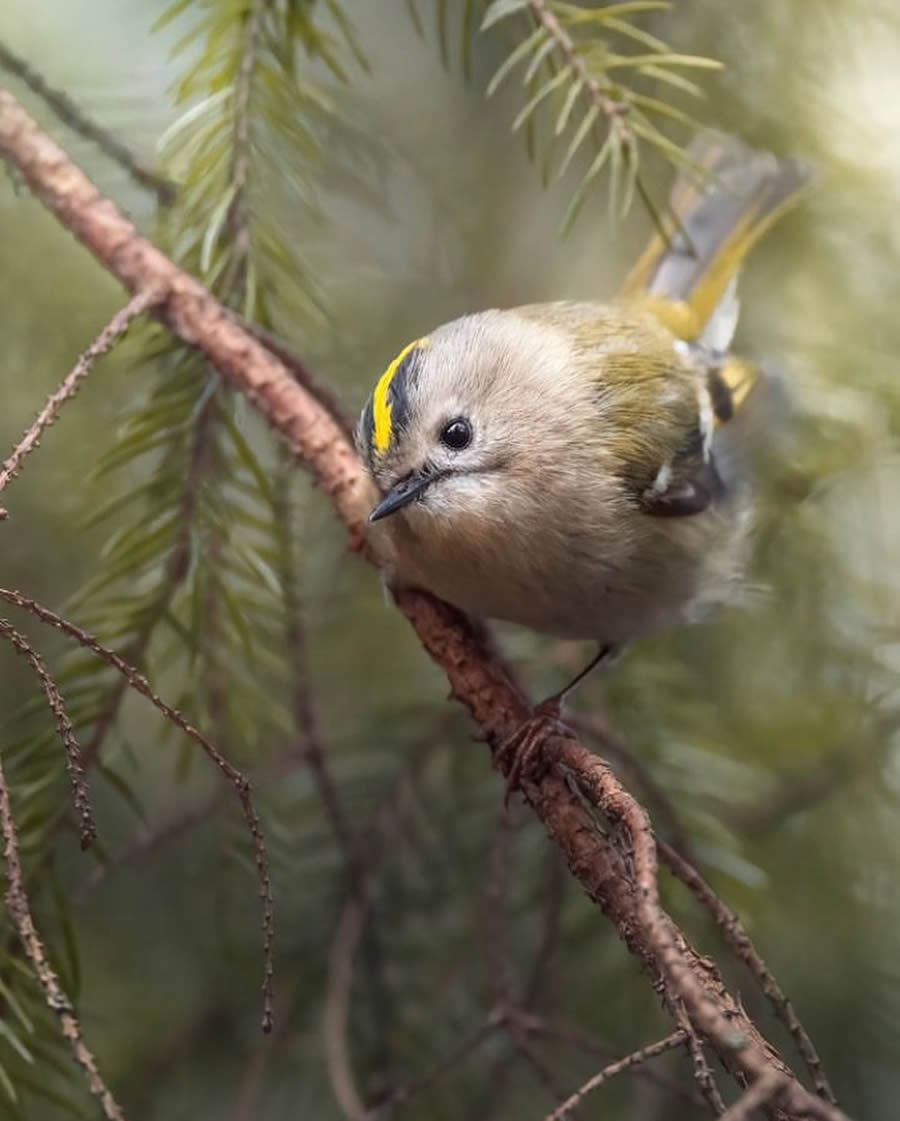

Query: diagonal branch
left=0, top=89, right=849, bottom=1121
left=0, top=285, right=165, bottom=510
left=719, top=1071, right=789, bottom=1121
left=660, top=841, right=836, bottom=1104
left=544, top=1030, right=687, bottom=1121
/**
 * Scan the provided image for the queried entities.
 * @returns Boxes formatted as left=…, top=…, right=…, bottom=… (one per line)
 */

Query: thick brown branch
left=0, top=89, right=370, bottom=550
left=0, top=90, right=849, bottom=1121
left=0, top=746, right=126, bottom=1119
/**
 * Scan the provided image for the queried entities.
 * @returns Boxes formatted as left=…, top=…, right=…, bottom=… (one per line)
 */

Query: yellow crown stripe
left=371, top=336, right=429, bottom=453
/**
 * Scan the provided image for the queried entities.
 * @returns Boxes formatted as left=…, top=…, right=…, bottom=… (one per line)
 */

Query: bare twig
left=544, top=1030, right=687, bottom=1121
left=518, top=1013, right=704, bottom=1109
left=0, top=587, right=275, bottom=1033
left=0, top=286, right=165, bottom=503
left=718, top=1072, right=789, bottom=1121
left=660, top=841, right=836, bottom=1104
left=684, top=1019, right=727, bottom=1115
left=0, top=39, right=174, bottom=203
left=0, top=619, right=95, bottom=848
left=0, top=749, right=126, bottom=1120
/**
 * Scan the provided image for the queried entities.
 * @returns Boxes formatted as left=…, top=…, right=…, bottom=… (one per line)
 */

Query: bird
left=356, top=131, right=811, bottom=789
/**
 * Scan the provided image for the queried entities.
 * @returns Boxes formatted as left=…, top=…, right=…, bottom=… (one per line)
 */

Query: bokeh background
left=2, top=1, right=900, bottom=1118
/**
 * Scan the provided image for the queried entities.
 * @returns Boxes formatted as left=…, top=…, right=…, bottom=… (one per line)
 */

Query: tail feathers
left=622, top=130, right=812, bottom=349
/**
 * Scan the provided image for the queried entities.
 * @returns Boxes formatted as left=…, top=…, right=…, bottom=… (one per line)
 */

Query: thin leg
left=545, top=643, right=616, bottom=706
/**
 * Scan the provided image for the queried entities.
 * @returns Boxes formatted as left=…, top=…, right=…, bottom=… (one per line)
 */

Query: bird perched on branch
left=357, top=131, right=811, bottom=788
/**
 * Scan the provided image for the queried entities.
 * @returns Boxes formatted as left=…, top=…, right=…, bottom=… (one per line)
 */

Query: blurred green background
left=2, top=1, right=900, bottom=1118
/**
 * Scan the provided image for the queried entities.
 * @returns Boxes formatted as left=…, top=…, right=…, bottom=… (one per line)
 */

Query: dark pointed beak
left=369, top=471, right=434, bottom=522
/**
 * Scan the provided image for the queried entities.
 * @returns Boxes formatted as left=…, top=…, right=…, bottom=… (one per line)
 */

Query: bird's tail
left=621, top=131, right=811, bottom=411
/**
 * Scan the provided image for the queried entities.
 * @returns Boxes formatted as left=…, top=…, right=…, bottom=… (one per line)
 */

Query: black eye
left=439, top=417, right=472, bottom=450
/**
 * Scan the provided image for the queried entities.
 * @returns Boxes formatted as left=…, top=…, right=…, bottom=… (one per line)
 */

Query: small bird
left=357, top=132, right=810, bottom=783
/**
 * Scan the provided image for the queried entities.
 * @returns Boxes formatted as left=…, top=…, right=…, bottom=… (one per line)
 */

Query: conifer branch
left=0, top=89, right=850, bottom=1121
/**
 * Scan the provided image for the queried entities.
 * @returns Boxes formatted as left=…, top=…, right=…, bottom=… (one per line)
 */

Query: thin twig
left=544, top=1030, right=687, bottom=1121
left=0, top=286, right=165, bottom=504
left=0, top=748, right=126, bottom=1120
left=517, top=1012, right=704, bottom=1109
left=0, top=39, right=174, bottom=203
left=0, top=619, right=95, bottom=847
left=659, top=841, right=837, bottom=1104
left=0, top=587, right=275, bottom=1033
left=684, top=1019, right=727, bottom=1115
left=718, top=1072, right=789, bottom=1121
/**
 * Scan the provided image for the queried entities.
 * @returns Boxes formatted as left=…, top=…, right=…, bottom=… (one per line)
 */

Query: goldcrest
left=357, top=133, right=811, bottom=680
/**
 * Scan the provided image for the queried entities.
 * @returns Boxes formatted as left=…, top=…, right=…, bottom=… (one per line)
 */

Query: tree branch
left=0, top=89, right=850, bottom=1121
left=544, top=1030, right=687, bottom=1121
left=0, top=38, right=174, bottom=204
left=0, top=286, right=165, bottom=511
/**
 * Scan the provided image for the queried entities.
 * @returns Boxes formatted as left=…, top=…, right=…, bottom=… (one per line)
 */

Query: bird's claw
left=496, top=698, right=568, bottom=806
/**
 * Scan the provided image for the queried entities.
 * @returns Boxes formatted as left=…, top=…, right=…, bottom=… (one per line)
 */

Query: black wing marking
left=638, top=422, right=726, bottom=518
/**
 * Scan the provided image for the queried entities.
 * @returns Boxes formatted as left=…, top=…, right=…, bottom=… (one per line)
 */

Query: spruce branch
left=0, top=90, right=852, bottom=1121
left=481, top=0, right=721, bottom=231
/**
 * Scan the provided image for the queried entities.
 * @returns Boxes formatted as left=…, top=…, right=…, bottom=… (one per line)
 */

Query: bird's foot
left=496, top=697, right=572, bottom=806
